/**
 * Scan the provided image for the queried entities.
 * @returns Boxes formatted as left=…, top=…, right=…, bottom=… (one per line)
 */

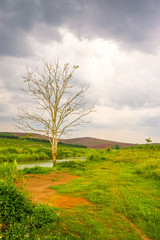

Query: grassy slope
left=50, top=157, right=160, bottom=240
left=60, top=136, right=136, bottom=148
left=0, top=136, right=91, bottom=163
left=1, top=138, right=160, bottom=239
left=1, top=132, right=136, bottom=148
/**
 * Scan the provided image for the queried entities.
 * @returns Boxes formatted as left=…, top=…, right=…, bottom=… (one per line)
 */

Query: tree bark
left=52, top=151, right=57, bottom=164
left=51, top=144, right=57, bottom=165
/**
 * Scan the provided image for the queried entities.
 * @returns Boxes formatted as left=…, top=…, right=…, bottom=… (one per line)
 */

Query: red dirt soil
left=16, top=172, right=90, bottom=208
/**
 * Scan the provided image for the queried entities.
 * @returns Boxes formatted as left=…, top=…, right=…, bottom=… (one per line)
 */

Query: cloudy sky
left=1, top=0, right=160, bottom=144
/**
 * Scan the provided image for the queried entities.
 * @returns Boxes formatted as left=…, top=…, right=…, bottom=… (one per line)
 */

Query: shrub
left=38, top=152, right=50, bottom=160
left=86, top=153, right=100, bottom=162
left=22, top=166, right=53, bottom=175
left=115, top=144, right=120, bottom=150
left=0, top=180, right=59, bottom=238
left=32, top=204, right=59, bottom=228
left=0, top=162, right=21, bottom=181
left=2, top=218, right=37, bottom=240
left=0, top=154, right=7, bottom=163
left=86, top=151, right=108, bottom=162
left=0, top=147, right=18, bottom=154
left=0, top=180, right=33, bottom=226
left=55, top=160, right=86, bottom=170
left=105, top=147, right=112, bottom=152
left=135, top=158, right=160, bottom=179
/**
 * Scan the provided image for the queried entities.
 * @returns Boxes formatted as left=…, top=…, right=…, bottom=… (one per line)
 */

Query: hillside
left=8, top=132, right=48, bottom=140
left=3, top=133, right=136, bottom=149
left=60, top=137, right=136, bottom=148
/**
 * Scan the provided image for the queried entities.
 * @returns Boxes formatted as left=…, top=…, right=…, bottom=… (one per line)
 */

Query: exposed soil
left=16, top=172, right=90, bottom=208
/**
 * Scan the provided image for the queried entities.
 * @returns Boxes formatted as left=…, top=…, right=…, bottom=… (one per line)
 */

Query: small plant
left=32, top=204, right=59, bottom=228
left=0, top=180, right=33, bottom=226
left=145, top=137, right=152, bottom=144
left=0, top=180, right=59, bottom=238
left=55, top=160, right=86, bottom=171
left=22, top=166, right=53, bottom=175
left=115, top=144, right=120, bottom=150
left=105, top=147, right=112, bottom=152
left=86, top=152, right=101, bottom=162
left=0, top=161, right=21, bottom=181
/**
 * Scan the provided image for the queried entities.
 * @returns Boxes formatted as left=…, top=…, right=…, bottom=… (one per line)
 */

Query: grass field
left=0, top=137, right=160, bottom=239
left=0, top=134, right=91, bottom=163
left=48, top=156, right=160, bottom=240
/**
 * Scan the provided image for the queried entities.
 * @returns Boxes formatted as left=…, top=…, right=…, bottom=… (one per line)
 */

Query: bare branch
left=15, top=58, right=94, bottom=164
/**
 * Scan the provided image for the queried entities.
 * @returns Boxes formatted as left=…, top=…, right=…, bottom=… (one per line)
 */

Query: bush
left=0, top=180, right=33, bottom=225
left=135, top=158, right=160, bottom=179
left=0, top=162, right=21, bottom=181
left=0, top=180, right=59, bottom=238
left=86, top=151, right=107, bottom=162
left=2, top=217, right=37, bottom=239
left=32, top=204, right=59, bottom=228
left=115, top=144, right=120, bottom=150
left=0, top=147, right=18, bottom=154
left=55, top=160, right=86, bottom=170
left=86, top=152, right=102, bottom=162
left=22, top=166, right=53, bottom=175
left=0, top=154, right=7, bottom=163
left=105, top=147, right=112, bottom=152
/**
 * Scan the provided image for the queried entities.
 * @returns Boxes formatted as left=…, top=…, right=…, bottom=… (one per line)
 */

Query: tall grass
left=0, top=161, right=21, bottom=181
left=114, top=145, right=160, bottom=179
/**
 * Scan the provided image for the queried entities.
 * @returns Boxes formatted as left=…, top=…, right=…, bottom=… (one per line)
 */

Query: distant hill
left=8, top=132, right=48, bottom=140
left=3, top=132, right=136, bottom=149
left=60, top=137, right=136, bottom=149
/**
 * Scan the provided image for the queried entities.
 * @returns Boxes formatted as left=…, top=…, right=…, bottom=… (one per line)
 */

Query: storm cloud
left=0, top=0, right=160, bottom=143
left=1, top=0, right=160, bottom=57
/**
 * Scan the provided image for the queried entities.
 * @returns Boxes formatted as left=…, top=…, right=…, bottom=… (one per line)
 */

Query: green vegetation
left=114, top=144, right=120, bottom=150
left=0, top=180, right=59, bottom=239
left=0, top=161, right=21, bottom=181
left=115, top=144, right=160, bottom=179
left=22, top=166, right=54, bottom=175
left=0, top=135, right=89, bottom=163
left=1, top=136, right=160, bottom=239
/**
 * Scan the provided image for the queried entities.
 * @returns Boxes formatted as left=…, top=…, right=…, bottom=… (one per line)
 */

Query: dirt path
left=16, top=172, right=90, bottom=208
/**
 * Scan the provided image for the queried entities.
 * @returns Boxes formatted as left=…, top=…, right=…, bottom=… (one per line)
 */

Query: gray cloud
left=0, top=0, right=39, bottom=56
left=141, top=116, right=160, bottom=128
left=0, top=0, right=160, bottom=57
left=1, top=0, right=160, bottom=143
left=0, top=103, right=9, bottom=113
left=0, top=116, right=12, bottom=123
left=104, top=85, right=160, bottom=109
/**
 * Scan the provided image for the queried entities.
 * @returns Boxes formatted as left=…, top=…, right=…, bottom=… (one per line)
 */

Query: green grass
left=21, top=166, right=54, bottom=175
left=0, top=161, right=22, bottom=181
left=0, top=136, right=92, bottom=163
left=0, top=180, right=59, bottom=239
left=114, top=144, right=160, bottom=179
left=1, top=139, right=160, bottom=239
left=50, top=159, right=160, bottom=239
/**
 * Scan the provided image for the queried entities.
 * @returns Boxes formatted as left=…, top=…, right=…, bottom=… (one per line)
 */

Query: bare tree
left=15, top=59, right=94, bottom=164
left=145, top=137, right=152, bottom=144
